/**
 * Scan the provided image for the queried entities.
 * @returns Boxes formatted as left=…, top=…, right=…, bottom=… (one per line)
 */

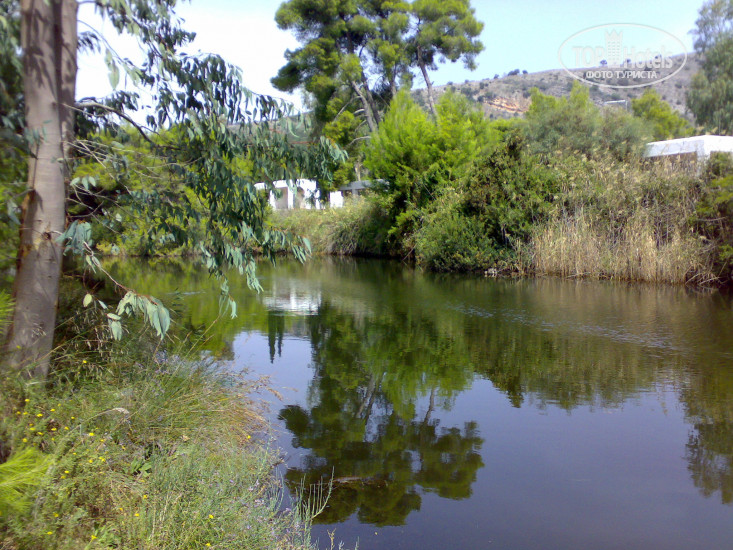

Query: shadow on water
left=105, top=257, right=733, bottom=546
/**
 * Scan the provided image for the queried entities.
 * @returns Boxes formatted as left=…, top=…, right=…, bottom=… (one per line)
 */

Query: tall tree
left=407, top=0, right=484, bottom=116
left=691, top=0, right=733, bottom=52
left=272, top=0, right=382, bottom=133
left=6, top=0, right=77, bottom=377
left=363, top=0, right=411, bottom=97
left=688, top=0, right=733, bottom=134
left=3, top=0, right=343, bottom=376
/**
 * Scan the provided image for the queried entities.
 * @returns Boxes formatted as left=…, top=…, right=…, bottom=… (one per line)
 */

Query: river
left=107, top=257, right=733, bottom=550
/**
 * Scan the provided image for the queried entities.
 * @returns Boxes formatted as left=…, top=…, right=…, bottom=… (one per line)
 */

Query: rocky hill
left=414, top=53, right=700, bottom=120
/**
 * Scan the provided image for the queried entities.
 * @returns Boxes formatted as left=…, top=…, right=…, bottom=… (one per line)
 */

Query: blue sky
left=77, top=0, right=704, bottom=107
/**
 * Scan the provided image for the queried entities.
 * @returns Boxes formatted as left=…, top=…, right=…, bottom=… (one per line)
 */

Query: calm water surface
left=109, top=258, right=733, bottom=550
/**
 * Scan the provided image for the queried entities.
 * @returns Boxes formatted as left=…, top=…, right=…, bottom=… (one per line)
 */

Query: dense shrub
left=694, top=153, right=733, bottom=282
left=525, top=82, right=649, bottom=161
left=275, top=198, right=391, bottom=256
left=415, top=191, right=496, bottom=271
left=631, top=89, right=695, bottom=141
left=364, top=90, right=499, bottom=255
left=415, top=134, right=558, bottom=271
left=459, top=134, right=558, bottom=257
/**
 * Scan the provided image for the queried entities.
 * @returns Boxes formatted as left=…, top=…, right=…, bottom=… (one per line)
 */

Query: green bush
left=631, top=88, right=694, bottom=141
left=695, top=153, right=733, bottom=281
left=459, top=135, right=558, bottom=257
left=415, top=190, right=496, bottom=271
left=525, top=82, right=649, bottom=161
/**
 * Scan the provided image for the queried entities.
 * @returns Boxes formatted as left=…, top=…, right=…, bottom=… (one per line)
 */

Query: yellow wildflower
left=88, top=432, right=95, bottom=437
left=50, top=408, right=55, bottom=412
left=134, top=513, right=140, bottom=517
left=22, top=438, right=27, bottom=443
left=36, top=413, right=43, bottom=417
left=208, top=514, right=214, bottom=519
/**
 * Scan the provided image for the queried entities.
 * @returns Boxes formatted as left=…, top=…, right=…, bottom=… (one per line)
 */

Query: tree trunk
left=350, top=79, right=378, bottom=133
left=5, top=0, right=77, bottom=377
left=360, top=73, right=381, bottom=126
left=417, top=47, right=436, bottom=116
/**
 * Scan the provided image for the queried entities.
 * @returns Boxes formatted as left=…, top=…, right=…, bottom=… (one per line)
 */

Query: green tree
left=525, top=82, right=648, bottom=160
left=688, top=36, right=733, bottom=134
left=688, top=0, right=733, bottom=133
left=363, top=90, right=495, bottom=255
left=272, top=0, right=386, bottom=133
left=631, top=88, right=694, bottom=140
left=2, top=0, right=343, bottom=376
left=691, top=0, right=733, bottom=52
left=407, top=0, right=484, bottom=115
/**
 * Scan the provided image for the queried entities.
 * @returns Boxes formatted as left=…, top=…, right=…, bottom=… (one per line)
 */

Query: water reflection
left=105, top=258, right=733, bottom=544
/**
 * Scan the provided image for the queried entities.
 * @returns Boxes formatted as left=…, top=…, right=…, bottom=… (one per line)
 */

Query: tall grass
left=0, top=334, right=327, bottom=549
left=531, top=211, right=715, bottom=284
left=275, top=198, right=389, bottom=256
left=529, top=156, right=717, bottom=284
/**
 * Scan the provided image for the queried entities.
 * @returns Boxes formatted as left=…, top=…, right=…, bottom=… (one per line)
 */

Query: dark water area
left=107, top=257, right=733, bottom=549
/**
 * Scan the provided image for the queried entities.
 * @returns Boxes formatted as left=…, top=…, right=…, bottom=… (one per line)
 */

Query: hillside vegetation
left=415, top=53, right=700, bottom=120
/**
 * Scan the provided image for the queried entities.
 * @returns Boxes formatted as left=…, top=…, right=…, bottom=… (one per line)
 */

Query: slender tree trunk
left=5, top=0, right=77, bottom=377
left=417, top=47, right=436, bottom=116
left=350, top=79, right=378, bottom=133
left=360, top=73, right=381, bottom=125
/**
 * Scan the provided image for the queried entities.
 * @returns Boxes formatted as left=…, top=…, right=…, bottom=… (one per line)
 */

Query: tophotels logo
left=558, top=24, right=687, bottom=89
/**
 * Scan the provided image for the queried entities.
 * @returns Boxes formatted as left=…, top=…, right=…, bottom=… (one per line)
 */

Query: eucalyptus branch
left=74, top=101, right=157, bottom=146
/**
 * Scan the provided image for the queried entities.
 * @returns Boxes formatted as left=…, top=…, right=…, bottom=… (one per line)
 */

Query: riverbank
left=275, top=151, right=732, bottom=288
left=0, top=322, right=325, bottom=549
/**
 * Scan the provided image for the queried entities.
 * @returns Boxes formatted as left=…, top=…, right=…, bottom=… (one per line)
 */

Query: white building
left=644, top=135, right=733, bottom=162
left=254, top=179, right=323, bottom=210
left=256, top=179, right=379, bottom=210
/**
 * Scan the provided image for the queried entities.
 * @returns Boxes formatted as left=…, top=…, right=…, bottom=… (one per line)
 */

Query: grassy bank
left=0, top=328, right=325, bottom=549
left=268, top=83, right=731, bottom=287
left=272, top=152, right=730, bottom=287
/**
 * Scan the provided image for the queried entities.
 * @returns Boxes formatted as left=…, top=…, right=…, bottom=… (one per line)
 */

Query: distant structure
left=603, top=99, right=630, bottom=111
left=644, top=135, right=733, bottom=163
left=254, top=180, right=322, bottom=210
left=328, top=180, right=375, bottom=208
left=255, top=179, right=378, bottom=210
